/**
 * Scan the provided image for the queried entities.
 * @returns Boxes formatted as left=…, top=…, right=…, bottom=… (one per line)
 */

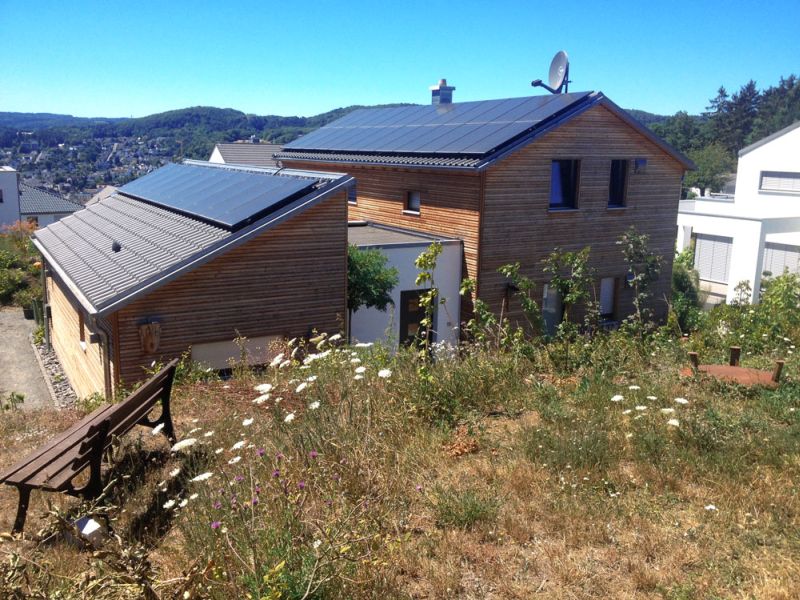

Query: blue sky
left=1, top=0, right=798, bottom=118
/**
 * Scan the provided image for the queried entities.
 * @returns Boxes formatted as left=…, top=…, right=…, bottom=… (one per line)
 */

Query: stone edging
left=29, top=334, right=60, bottom=409
left=31, top=337, right=78, bottom=408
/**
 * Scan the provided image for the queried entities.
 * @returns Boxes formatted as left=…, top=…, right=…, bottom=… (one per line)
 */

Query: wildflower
left=660, top=408, right=675, bottom=414
left=622, top=409, right=632, bottom=415
left=273, top=469, right=280, bottom=478
left=257, top=448, right=266, bottom=457
left=169, top=468, right=181, bottom=478
left=350, top=358, right=361, bottom=364
left=667, top=419, right=680, bottom=427
left=276, top=452, right=284, bottom=460
left=313, top=539, right=322, bottom=549
left=355, top=366, right=366, bottom=374
left=611, top=395, right=624, bottom=402
left=354, top=374, right=364, bottom=380
left=171, top=438, right=197, bottom=452
left=705, top=504, right=717, bottom=511
left=284, top=412, right=296, bottom=423
left=223, top=384, right=230, bottom=389
left=189, top=493, right=199, bottom=500
left=279, top=360, right=291, bottom=369
left=628, top=385, right=641, bottom=391
left=179, top=499, right=188, bottom=508
left=378, top=368, right=392, bottom=379
left=242, top=417, right=254, bottom=427
left=354, top=342, right=373, bottom=348
left=310, top=450, right=319, bottom=459
left=625, top=433, right=634, bottom=439
left=234, top=475, right=244, bottom=483
left=163, top=499, right=176, bottom=509
left=252, top=497, right=259, bottom=506
left=674, top=397, right=689, bottom=405
left=269, top=354, right=284, bottom=368
left=646, top=395, right=657, bottom=401
left=307, top=375, right=318, bottom=383
left=228, top=456, right=241, bottom=465
left=232, top=440, right=245, bottom=450
left=188, top=427, right=200, bottom=435
left=151, top=423, right=165, bottom=436
left=295, top=382, right=308, bottom=393
left=309, top=401, right=320, bottom=410
left=415, top=485, right=423, bottom=492
left=211, top=521, right=221, bottom=530
left=204, top=430, right=214, bottom=437
left=254, top=383, right=273, bottom=393
left=213, top=500, right=222, bottom=509
left=253, top=393, right=270, bottom=404
left=214, top=448, right=223, bottom=454
left=298, top=481, right=306, bottom=490
left=635, top=405, right=647, bottom=411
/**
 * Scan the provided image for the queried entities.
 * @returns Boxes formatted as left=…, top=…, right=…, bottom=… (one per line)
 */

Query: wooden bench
left=0, top=359, right=179, bottom=533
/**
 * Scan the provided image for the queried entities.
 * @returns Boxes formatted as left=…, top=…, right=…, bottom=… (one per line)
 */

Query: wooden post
left=772, top=360, right=785, bottom=383
left=729, top=346, right=741, bottom=367
left=688, top=352, right=699, bottom=370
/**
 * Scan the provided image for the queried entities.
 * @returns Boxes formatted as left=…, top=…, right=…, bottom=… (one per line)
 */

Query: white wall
left=0, top=168, right=21, bottom=227
left=350, top=241, right=462, bottom=348
left=208, top=147, right=224, bottom=164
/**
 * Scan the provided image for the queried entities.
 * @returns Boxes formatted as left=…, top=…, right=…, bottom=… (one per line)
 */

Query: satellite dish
left=532, top=50, right=571, bottom=94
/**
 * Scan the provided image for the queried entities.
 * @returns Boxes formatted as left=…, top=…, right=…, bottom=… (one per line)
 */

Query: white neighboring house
left=0, top=166, right=21, bottom=227
left=19, top=183, right=80, bottom=227
left=677, top=121, right=800, bottom=304
left=209, top=142, right=282, bottom=168
left=348, top=222, right=462, bottom=348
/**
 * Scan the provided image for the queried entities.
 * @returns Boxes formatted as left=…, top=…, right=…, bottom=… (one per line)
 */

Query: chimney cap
left=430, top=78, right=456, bottom=92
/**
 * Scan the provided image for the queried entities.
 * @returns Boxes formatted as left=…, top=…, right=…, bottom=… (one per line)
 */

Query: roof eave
left=278, top=154, right=480, bottom=171
left=89, top=175, right=355, bottom=317
left=32, top=237, right=100, bottom=316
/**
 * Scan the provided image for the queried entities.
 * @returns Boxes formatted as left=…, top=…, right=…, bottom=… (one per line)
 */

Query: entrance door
left=542, top=283, right=563, bottom=336
left=399, top=290, right=435, bottom=346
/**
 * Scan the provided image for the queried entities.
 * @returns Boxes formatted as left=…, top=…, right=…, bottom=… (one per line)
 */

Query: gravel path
left=0, top=307, right=52, bottom=409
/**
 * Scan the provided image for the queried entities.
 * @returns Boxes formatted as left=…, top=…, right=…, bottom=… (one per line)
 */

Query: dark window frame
left=404, top=190, right=421, bottom=214
left=549, top=159, right=580, bottom=210
left=399, top=289, right=436, bottom=346
left=347, top=185, right=357, bottom=205
left=608, top=159, right=629, bottom=208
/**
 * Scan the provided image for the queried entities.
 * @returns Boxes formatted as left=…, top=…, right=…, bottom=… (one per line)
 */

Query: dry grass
left=0, top=337, right=798, bottom=598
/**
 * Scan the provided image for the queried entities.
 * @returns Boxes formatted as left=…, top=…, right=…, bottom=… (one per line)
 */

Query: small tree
left=346, top=245, right=399, bottom=340
left=617, top=227, right=662, bottom=336
left=414, top=241, right=443, bottom=360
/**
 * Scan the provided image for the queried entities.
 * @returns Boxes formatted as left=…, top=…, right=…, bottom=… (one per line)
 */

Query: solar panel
left=284, top=92, right=592, bottom=155
left=120, top=163, right=317, bottom=231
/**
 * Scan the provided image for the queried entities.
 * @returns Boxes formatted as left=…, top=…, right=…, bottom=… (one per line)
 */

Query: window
left=599, top=277, right=616, bottom=319
left=405, top=191, right=421, bottom=214
left=0, top=189, right=3, bottom=203
left=542, top=283, right=563, bottom=336
left=693, top=234, right=732, bottom=283
left=763, top=242, right=800, bottom=276
left=549, top=160, right=580, bottom=209
left=78, top=311, right=87, bottom=351
left=760, top=171, right=800, bottom=193
left=399, top=290, right=434, bottom=346
left=608, top=159, right=628, bottom=207
left=347, top=185, right=357, bottom=205
left=633, top=158, right=647, bottom=174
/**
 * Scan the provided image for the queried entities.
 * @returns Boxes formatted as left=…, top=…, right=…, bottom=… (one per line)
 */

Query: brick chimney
left=430, top=78, right=455, bottom=105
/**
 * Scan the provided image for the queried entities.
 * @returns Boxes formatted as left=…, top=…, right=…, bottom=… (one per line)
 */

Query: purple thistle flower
left=276, top=452, right=284, bottom=461
left=415, top=485, right=423, bottom=492
left=272, top=469, right=280, bottom=478
left=309, top=450, right=319, bottom=459
left=211, top=521, right=221, bottom=530
left=234, top=475, right=244, bottom=483
left=252, top=497, right=259, bottom=506
left=297, top=480, right=306, bottom=490
left=255, top=485, right=261, bottom=494
left=213, top=500, right=222, bottom=509
left=257, top=448, right=266, bottom=457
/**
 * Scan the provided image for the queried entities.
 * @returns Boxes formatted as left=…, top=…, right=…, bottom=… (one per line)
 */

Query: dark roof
left=18, top=184, right=80, bottom=215
left=348, top=222, right=459, bottom=247
left=212, top=143, right=282, bottom=167
left=34, top=162, right=352, bottom=316
left=738, top=120, right=800, bottom=157
left=277, top=92, right=693, bottom=171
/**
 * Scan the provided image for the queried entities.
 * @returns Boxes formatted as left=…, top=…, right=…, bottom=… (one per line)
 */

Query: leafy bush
left=0, top=268, right=25, bottom=304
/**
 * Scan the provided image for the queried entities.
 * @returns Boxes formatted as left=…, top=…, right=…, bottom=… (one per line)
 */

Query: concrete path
left=0, top=307, right=51, bottom=410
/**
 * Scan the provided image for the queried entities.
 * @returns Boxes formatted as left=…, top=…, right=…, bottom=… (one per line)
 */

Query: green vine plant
left=414, top=242, right=443, bottom=374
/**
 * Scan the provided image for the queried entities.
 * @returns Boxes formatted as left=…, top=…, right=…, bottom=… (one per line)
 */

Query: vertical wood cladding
left=480, top=104, right=684, bottom=323
left=114, top=192, right=348, bottom=388
left=47, top=276, right=105, bottom=398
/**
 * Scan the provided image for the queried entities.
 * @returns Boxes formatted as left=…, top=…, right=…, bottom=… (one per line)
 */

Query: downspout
left=91, top=315, right=114, bottom=400
left=40, top=255, right=50, bottom=352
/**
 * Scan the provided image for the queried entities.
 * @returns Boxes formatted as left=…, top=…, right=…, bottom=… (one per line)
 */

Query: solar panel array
left=284, top=92, right=592, bottom=156
left=120, top=163, right=316, bottom=230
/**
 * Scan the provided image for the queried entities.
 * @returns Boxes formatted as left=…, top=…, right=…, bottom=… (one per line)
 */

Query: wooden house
left=277, top=84, right=693, bottom=333
left=34, top=161, right=352, bottom=398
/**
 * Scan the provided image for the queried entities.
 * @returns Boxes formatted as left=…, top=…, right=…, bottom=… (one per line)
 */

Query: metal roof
left=348, top=222, right=459, bottom=247
left=212, top=143, right=282, bottom=167
left=18, top=184, right=80, bottom=215
left=34, top=162, right=353, bottom=316
left=278, top=92, right=694, bottom=171
left=120, top=163, right=317, bottom=231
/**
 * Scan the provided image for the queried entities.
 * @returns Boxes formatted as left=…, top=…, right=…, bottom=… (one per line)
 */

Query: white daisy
left=309, top=401, right=320, bottom=410
left=350, top=358, right=361, bottom=364
left=151, top=423, right=165, bottom=436
left=635, top=405, right=647, bottom=411
left=163, top=499, right=176, bottom=509
left=242, top=417, right=254, bottom=427
left=378, top=368, right=392, bottom=379
left=646, top=395, right=657, bottom=401
left=284, top=412, right=296, bottom=423
left=295, top=382, right=308, bottom=393
left=191, top=472, right=213, bottom=482
left=171, top=438, right=197, bottom=452
left=611, top=394, right=624, bottom=402
left=169, top=468, right=181, bottom=478
left=674, top=397, right=689, bottom=405
left=667, top=419, right=680, bottom=427
left=704, top=504, right=717, bottom=511
left=354, top=374, right=364, bottom=380
left=254, top=383, right=273, bottom=393
left=231, top=440, right=245, bottom=450
left=628, top=385, right=641, bottom=391
left=269, top=354, right=284, bottom=368
left=228, top=456, right=241, bottom=465
left=355, top=366, right=366, bottom=374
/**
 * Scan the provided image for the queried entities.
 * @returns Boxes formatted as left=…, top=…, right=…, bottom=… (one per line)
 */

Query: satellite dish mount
left=532, top=50, right=570, bottom=94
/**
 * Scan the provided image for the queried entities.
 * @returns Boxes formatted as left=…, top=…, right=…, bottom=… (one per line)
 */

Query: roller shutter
left=694, top=234, right=732, bottom=283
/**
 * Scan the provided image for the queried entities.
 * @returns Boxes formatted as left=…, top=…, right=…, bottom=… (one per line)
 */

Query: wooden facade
left=283, top=104, right=686, bottom=327
left=46, top=189, right=348, bottom=396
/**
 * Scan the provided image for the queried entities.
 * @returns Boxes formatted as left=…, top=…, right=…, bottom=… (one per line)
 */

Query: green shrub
left=0, top=268, right=25, bottom=304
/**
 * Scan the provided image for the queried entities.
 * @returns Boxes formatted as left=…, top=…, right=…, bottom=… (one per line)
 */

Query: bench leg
left=12, top=486, right=32, bottom=534
left=160, top=398, right=177, bottom=445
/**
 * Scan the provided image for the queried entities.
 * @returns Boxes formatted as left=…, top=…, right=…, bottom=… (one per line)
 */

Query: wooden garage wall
left=47, top=276, right=105, bottom=398
left=113, top=191, right=348, bottom=388
left=281, top=162, right=482, bottom=280
left=480, top=103, right=685, bottom=324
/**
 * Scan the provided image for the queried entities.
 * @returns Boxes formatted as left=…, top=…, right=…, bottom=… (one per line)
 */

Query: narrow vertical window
left=549, top=160, right=580, bottom=209
left=599, top=277, right=616, bottom=319
left=347, top=185, right=357, bottom=205
left=609, top=159, right=628, bottom=207
left=405, top=191, right=421, bottom=214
